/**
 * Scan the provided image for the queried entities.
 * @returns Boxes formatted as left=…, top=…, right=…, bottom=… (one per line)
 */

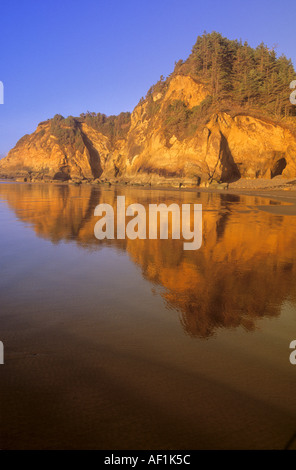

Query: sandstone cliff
left=1, top=61, right=296, bottom=185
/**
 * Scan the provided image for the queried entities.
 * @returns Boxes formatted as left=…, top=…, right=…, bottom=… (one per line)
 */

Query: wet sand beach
left=0, top=182, right=296, bottom=449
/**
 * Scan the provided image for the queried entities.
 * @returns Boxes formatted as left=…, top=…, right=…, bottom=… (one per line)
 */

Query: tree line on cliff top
left=47, top=32, right=295, bottom=149
left=49, top=112, right=131, bottom=150
left=175, top=31, right=295, bottom=117
left=139, top=32, right=296, bottom=141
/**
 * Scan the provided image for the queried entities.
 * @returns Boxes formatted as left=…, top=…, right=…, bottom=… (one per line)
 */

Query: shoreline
left=2, top=177, right=296, bottom=210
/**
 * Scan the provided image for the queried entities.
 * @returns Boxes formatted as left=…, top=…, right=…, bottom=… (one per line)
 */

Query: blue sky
left=0, top=0, right=295, bottom=155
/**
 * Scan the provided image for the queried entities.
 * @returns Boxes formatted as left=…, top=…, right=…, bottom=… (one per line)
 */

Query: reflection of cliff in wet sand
left=1, top=182, right=296, bottom=337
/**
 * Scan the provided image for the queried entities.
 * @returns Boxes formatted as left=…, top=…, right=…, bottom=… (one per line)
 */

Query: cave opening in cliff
left=271, top=157, right=287, bottom=178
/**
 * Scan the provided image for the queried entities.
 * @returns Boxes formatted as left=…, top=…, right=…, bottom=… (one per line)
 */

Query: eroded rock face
left=0, top=121, right=108, bottom=181
left=1, top=74, right=296, bottom=185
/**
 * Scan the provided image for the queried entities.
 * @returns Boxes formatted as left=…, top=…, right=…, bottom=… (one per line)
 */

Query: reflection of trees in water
left=1, top=183, right=296, bottom=338
left=127, top=238, right=296, bottom=338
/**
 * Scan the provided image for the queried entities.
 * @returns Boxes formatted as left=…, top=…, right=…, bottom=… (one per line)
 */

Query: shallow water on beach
left=1, top=182, right=296, bottom=449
